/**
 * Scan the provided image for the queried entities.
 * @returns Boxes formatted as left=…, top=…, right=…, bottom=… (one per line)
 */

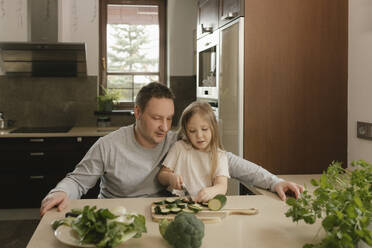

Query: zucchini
left=165, top=198, right=176, bottom=204
left=208, top=194, right=227, bottom=211
left=154, top=205, right=162, bottom=215
left=154, top=200, right=165, bottom=205
left=166, top=203, right=177, bottom=209
left=160, top=208, right=171, bottom=215
left=182, top=208, right=195, bottom=214
left=188, top=203, right=203, bottom=213
left=170, top=207, right=182, bottom=214
left=200, top=202, right=209, bottom=208
left=177, top=203, right=188, bottom=209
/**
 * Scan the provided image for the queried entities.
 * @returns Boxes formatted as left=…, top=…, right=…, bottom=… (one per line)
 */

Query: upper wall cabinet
left=219, top=0, right=244, bottom=28
left=197, top=0, right=219, bottom=38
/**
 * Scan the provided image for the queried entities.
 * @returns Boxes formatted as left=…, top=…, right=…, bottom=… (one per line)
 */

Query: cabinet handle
left=30, top=152, right=45, bottom=156
left=200, top=24, right=213, bottom=34
left=222, top=12, right=238, bottom=20
left=29, top=138, right=44, bottom=142
left=102, top=57, right=106, bottom=70
left=30, top=176, right=44, bottom=180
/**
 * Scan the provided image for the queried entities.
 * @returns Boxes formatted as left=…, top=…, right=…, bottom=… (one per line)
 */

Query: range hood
left=0, top=0, right=87, bottom=77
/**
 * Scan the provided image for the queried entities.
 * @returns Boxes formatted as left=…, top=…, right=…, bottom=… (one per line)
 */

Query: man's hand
left=274, top=181, right=304, bottom=201
left=40, top=191, right=68, bottom=216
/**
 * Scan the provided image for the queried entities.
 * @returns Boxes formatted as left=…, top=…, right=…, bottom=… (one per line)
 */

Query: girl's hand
left=195, top=187, right=218, bottom=203
left=195, top=176, right=228, bottom=202
left=169, top=174, right=183, bottom=190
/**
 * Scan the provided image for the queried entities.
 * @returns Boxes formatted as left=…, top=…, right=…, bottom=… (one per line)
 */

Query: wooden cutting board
left=150, top=204, right=259, bottom=224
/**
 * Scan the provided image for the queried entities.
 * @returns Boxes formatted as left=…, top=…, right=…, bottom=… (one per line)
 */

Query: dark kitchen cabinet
left=197, top=0, right=219, bottom=38
left=0, top=136, right=100, bottom=208
left=218, top=0, right=244, bottom=28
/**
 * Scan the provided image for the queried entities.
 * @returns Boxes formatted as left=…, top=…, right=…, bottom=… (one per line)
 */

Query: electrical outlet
left=357, top=121, right=372, bottom=140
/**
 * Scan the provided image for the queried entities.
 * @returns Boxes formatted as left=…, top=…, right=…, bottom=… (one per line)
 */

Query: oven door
left=196, top=30, right=219, bottom=100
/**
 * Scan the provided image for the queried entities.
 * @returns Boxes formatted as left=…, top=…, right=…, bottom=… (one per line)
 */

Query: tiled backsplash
left=0, top=76, right=195, bottom=128
left=0, top=76, right=134, bottom=127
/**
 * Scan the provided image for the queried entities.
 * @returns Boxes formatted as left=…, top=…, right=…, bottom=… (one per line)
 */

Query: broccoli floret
left=159, top=212, right=205, bottom=248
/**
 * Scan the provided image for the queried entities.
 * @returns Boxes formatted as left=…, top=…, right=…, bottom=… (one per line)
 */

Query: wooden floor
left=0, top=219, right=39, bottom=248
left=0, top=209, right=40, bottom=248
left=0, top=208, right=40, bottom=221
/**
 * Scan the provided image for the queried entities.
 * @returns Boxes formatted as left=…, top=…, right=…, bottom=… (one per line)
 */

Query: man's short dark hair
left=135, top=82, right=175, bottom=111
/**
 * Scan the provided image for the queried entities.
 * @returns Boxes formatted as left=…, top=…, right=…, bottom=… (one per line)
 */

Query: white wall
left=0, top=0, right=99, bottom=75
left=348, top=0, right=372, bottom=165
left=167, top=0, right=197, bottom=77
left=59, top=0, right=99, bottom=76
left=0, top=0, right=196, bottom=78
left=0, top=0, right=28, bottom=41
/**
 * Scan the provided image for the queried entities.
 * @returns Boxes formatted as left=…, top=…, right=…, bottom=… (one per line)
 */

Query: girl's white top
left=163, top=140, right=230, bottom=197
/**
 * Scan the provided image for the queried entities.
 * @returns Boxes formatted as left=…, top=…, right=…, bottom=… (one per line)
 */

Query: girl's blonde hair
left=178, top=101, right=223, bottom=182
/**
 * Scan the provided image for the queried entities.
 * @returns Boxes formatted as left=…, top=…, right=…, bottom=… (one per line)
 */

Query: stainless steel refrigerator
left=218, top=17, right=244, bottom=195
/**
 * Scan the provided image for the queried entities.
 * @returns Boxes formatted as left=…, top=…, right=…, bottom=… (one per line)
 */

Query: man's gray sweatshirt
left=51, top=125, right=283, bottom=199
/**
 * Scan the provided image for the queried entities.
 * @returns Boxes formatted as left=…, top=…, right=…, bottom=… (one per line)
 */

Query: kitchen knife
left=181, top=183, right=192, bottom=200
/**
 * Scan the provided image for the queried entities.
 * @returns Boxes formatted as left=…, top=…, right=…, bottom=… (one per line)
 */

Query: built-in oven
left=196, top=30, right=219, bottom=100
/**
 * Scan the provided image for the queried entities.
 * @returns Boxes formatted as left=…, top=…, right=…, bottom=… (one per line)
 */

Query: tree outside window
left=100, top=1, right=166, bottom=109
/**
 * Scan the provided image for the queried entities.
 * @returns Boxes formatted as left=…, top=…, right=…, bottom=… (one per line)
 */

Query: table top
left=27, top=175, right=323, bottom=248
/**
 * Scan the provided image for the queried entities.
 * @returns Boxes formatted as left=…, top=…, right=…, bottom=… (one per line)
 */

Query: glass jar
left=0, top=112, right=6, bottom=130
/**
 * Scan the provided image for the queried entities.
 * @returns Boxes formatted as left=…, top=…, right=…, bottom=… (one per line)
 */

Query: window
left=99, top=0, right=166, bottom=109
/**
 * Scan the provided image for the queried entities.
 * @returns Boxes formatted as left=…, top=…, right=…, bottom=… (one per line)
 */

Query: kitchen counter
left=27, top=175, right=323, bottom=248
left=0, top=126, right=121, bottom=138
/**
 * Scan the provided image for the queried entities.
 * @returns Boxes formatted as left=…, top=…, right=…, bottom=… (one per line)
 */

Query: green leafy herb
left=285, top=160, right=372, bottom=248
left=52, top=205, right=147, bottom=248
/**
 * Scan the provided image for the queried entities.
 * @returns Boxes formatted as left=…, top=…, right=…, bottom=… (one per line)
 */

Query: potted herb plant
left=97, top=87, right=121, bottom=112
left=285, top=160, right=372, bottom=248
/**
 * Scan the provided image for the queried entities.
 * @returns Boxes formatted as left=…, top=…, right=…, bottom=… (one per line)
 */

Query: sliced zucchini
left=177, top=203, right=188, bottom=209
left=182, top=208, right=195, bottom=214
left=154, top=200, right=165, bottom=205
left=208, top=194, right=227, bottom=211
left=154, top=205, right=162, bottom=215
left=174, top=199, right=182, bottom=205
left=191, top=203, right=203, bottom=208
left=160, top=208, right=171, bottom=215
left=200, top=202, right=209, bottom=208
left=165, top=198, right=176, bottom=204
left=170, top=207, right=182, bottom=214
left=166, top=203, right=177, bottom=209
left=188, top=203, right=203, bottom=213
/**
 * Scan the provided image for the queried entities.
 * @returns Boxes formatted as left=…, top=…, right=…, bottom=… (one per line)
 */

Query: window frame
left=99, top=0, right=167, bottom=109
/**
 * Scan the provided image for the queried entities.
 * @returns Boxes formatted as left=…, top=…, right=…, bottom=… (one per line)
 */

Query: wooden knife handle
left=225, top=208, right=259, bottom=215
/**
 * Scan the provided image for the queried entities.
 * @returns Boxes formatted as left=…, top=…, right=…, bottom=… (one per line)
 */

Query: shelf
left=94, top=110, right=134, bottom=116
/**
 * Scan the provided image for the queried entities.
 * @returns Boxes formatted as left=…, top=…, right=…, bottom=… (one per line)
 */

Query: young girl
left=157, top=101, right=229, bottom=202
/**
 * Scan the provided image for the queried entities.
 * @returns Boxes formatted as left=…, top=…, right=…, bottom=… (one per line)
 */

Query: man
left=40, top=82, right=303, bottom=216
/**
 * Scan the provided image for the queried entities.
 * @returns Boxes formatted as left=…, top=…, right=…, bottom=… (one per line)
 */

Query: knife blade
left=181, top=183, right=192, bottom=200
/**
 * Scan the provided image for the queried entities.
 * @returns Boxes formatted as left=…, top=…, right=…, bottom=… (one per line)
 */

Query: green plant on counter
left=97, top=87, right=122, bottom=112
left=285, top=160, right=372, bottom=248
